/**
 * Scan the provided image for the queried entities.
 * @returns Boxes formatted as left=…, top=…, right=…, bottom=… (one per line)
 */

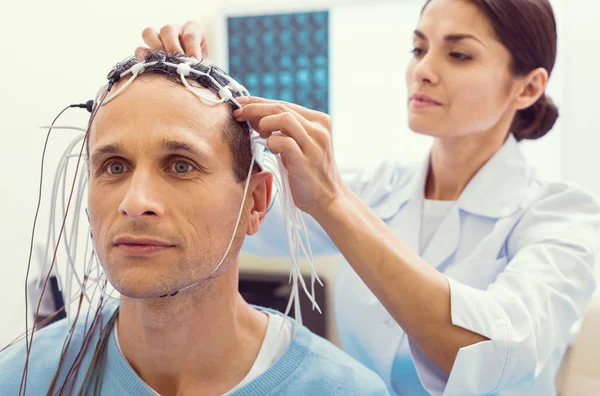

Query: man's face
left=87, top=78, right=256, bottom=299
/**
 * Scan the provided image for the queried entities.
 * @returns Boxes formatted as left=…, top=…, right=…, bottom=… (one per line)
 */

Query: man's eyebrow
left=90, top=142, right=125, bottom=166
left=161, top=139, right=201, bottom=155
left=414, top=29, right=485, bottom=47
left=160, top=139, right=209, bottom=159
left=89, top=139, right=207, bottom=167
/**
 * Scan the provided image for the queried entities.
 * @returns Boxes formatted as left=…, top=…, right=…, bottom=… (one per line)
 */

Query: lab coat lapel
left=384, top=155, right=430, bottom=255
left=421, top=134, right=529, bottom=269
left=390, top=199, right=422, bottom=255
left=386, top=151, right=460, bottom=269
left=421, top=206, right=461, bottom=269
left=456, top=134, right=529, bottom=218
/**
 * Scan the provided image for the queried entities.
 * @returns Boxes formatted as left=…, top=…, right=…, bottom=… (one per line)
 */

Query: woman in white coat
left=142, top=0, right=600, bottom=394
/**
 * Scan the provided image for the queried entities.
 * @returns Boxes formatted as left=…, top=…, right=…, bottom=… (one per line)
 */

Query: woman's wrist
left=310, top=185, right=357, bottom=228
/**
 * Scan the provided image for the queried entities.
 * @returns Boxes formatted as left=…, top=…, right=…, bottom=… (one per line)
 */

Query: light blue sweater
left=0, top=302, right=389, bottom=395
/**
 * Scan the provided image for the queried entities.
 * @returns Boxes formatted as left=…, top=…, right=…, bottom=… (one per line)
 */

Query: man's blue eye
left=107, top=162, right=126, bottom=175
left=172, top=161, right=194, bottom=174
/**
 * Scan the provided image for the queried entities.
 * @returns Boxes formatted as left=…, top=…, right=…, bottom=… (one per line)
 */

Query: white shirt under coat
left=242, top=134, right=600, bottom=395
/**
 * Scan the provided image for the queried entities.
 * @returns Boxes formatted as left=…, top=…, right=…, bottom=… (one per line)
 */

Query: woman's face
left=406, top=0, right=521, bottom=139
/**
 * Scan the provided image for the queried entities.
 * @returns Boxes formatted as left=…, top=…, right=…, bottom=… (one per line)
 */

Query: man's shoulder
left=0, top=302, right=118, bottom=393
left=0, top=319, right=70, bottom=392
left=292, top=326, right=389, bottom=395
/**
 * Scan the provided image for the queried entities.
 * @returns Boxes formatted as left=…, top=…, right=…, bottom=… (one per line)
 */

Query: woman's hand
left=234, top=97, right=347, bottom=217
left=138, top=23, right=346, bottom=216
left=137, top=21, right=210, bottom=61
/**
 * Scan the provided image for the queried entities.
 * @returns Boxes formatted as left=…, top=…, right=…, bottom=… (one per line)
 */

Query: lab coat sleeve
left=242, top=165, right=373, bottom=257
left=411, top=183, right=600, bottom=395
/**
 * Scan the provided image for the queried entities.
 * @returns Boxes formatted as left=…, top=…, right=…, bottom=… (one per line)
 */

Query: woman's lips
left=409, top=94, right=443, bottom=108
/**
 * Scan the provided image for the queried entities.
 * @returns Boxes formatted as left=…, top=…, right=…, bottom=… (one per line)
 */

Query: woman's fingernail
left=234, top=108, right=243, bottom=118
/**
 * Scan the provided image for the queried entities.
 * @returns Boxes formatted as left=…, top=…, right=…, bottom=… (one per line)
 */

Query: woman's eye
left=450, top=52, right=471, bottom=61
left=107, top=162, right=126, bottom=175
left=411, top=47, right=424, bottom=57
left=171, top=160, right=194, bottom=174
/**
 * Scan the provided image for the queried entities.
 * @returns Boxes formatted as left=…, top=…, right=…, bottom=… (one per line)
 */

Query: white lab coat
left=242, top=134, right=600, bottom=395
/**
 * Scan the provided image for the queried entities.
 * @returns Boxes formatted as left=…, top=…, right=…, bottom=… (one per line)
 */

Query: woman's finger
left=159, top=25, right=185, bottom=54
left=256, top=113, right=317, bottom=153
left=135, top=47, right=149, bottom=61
left=238, top=96, right=330, bottom=127
left=236, top=103, right=330, bottom=150
left=141, top=27, right=163, bottom=50
left=181, top=21, right=205, bottom=59
left=266, top=134, right=303, bottom=162
left=235, top=103, right=311, bottom=132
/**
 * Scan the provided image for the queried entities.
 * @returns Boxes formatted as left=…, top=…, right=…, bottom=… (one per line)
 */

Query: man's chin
left=107, top=277, right=180, bottom=300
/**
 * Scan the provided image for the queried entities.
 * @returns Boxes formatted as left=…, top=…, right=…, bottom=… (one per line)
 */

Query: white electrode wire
left=262, top=149, right=322, bottom=292
left=102, top=75, right=137, bottom=105
left=42, top=127, right=94, bottom=309
left=58, top=150, right=89, bottom=304
left=61, top=162, right=87, bottom=298
left=274, top=164, right=321, bottom=313
left=64, top=170, right=88, bottom=276
left=54, top=139, right=92, bottom=326
left=180, top=74, right=226, bottom=105
left=40, top=134, right=84, bottom=281
left=102, top=62, right=157, bottom=105
left=208, top=145, right=256, bottom=277
left=276, top=157, right=305, bottom=319
left=39, top=126, right=88, bottom=133
left=38, top=134, right=86, bottom=289
left=104, top=60, right=230, bottom=111
left=257, top=145, right=322, bottom=316
left=163, top=61, right=225, bottom=91
left=83, top=228, right=93, bottom=275
left=78, top=228, right=92, bottom=305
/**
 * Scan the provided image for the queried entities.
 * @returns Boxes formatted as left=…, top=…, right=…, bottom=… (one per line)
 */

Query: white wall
left=560, top=4, right=600, bottom=199
left=1, top=0, right=599, bottom=348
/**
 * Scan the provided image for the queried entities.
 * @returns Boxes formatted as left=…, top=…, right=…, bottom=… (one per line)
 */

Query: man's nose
left=118, top=170, right=164, bottom=219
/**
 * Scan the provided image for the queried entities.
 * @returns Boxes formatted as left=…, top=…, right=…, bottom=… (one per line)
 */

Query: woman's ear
left=246, top=170, right=273, bottom=236
left=513, top=67, right=548, bottom=111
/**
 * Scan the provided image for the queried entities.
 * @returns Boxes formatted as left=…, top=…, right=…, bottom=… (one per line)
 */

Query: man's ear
left=246, top=170, right=273, bottom=236
left=512, top=67, right=549, bottom=111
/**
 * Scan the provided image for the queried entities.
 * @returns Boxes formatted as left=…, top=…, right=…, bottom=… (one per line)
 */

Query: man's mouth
left=113, top=237, right=175, bottom=256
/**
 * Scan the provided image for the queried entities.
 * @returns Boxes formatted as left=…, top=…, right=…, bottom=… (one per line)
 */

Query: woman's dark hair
left=423, top=0, right=559, bottom=141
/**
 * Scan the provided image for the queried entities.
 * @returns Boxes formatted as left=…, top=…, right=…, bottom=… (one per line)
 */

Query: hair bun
left=512, top=94, right=559, bottom=141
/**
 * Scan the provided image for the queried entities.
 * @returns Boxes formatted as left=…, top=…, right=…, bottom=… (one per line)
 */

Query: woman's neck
left=425, top=132, right=508, bottom=201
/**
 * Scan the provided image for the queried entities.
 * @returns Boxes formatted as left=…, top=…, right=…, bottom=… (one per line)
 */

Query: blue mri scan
left=228, top=11, right=329, bottom=114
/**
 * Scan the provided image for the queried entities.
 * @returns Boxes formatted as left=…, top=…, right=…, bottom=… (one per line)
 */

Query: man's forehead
left=89, top=77, right=230, bottom=148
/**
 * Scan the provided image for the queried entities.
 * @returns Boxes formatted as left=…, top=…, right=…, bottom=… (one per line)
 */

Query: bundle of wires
left=8, top=51, right=323, bottom=395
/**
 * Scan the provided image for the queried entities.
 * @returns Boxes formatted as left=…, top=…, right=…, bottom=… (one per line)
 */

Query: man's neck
left=116, top=268, right=269, bottom=396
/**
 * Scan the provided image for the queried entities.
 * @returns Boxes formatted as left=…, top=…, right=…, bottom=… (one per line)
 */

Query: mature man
left=0, top=53, right=388, bottom=395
